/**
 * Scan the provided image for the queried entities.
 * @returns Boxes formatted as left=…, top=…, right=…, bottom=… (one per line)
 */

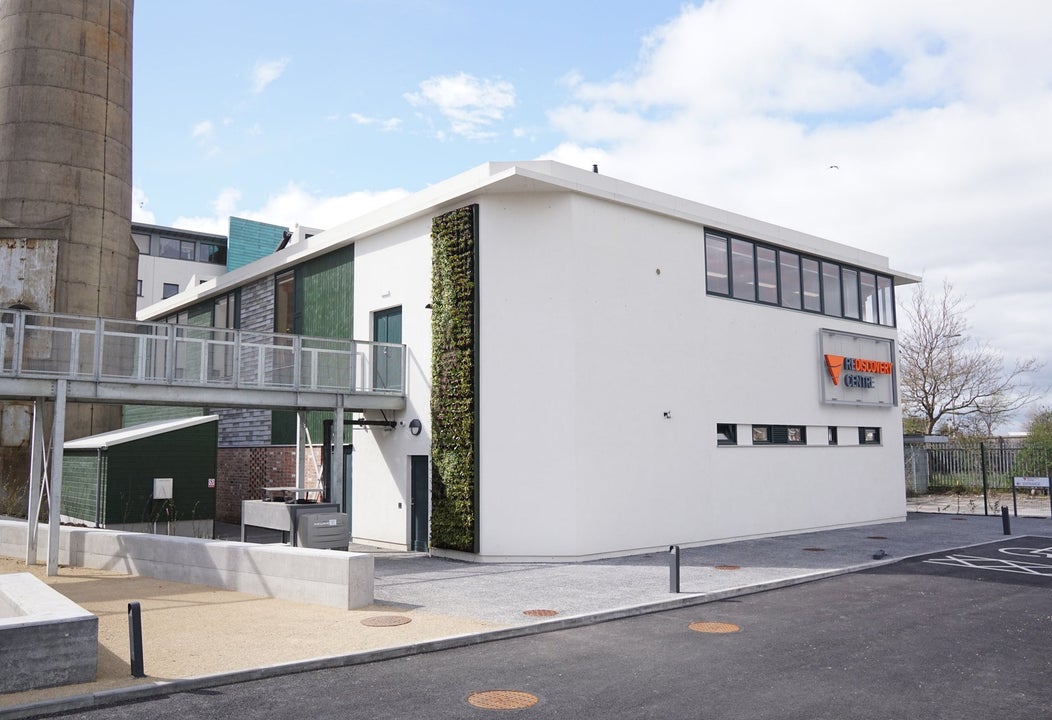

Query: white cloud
left=191, top=121, right=214, bottom=140
left=404, top=73, right=515, bottom=140
left=252, top=57, right=290, bottom=94
left=349, top=113, right=403, bottom=132
left=170, top=184, right=410, bottom=238
left=543, top=0, right=1052, bottom=426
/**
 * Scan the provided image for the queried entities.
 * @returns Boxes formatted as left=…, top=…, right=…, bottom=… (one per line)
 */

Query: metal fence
left=904, top=440, right=1051, bottom=516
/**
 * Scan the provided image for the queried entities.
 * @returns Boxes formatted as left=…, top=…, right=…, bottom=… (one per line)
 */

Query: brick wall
left=216, top=446, right=324, bottom=524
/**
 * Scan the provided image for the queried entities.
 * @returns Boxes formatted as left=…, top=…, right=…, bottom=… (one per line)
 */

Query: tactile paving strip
left=714, top=564, right=740, bottom=570
left=360, top=615, right=412, bottom=627
left=467, top=690, right=539, bottom=709
left=522, top=609, right=559, bottom=617
left=689, top=621, right=741, bottom=634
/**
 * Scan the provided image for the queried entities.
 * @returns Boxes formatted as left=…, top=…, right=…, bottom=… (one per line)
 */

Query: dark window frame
left=162, top=282, right=179, bottom=299
left=859, top=427, right=882, bottom=445
left=704, top=229, right=896, bottom=328
left=717, top=423, right=738, bottom=446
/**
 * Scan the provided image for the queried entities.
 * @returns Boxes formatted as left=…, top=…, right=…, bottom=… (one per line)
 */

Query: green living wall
left=430, top=205, right=479, bottom=552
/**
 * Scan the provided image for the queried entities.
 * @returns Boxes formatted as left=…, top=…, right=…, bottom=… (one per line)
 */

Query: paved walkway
left=3, top=512, right=1050, bottom=718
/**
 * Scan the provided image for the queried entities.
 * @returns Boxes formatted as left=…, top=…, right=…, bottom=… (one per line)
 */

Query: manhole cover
left=523, top=609, right=559, bottom=617
left=866, top=535, right=888, bottom=540
left=714, top=564, right=740, bottom=571
left=689, top=621, right=741, bottom=634
left=467, top=690, right=539, bottom=710
left=802, top=547, right=826, bottom=552
left=360, top=615, right=411, bottom=627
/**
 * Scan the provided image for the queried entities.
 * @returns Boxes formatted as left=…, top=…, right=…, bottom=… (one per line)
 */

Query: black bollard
left=1001, top=506, right=1011, bottom=536
left=669, top=545, right=680, bottom=593
left=128, top=601, right=145, bottom=678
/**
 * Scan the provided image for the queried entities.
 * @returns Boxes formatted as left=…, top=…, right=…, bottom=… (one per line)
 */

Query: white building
left=143, top=161, right=918, bottom=561
left=132, top=222, right=227, bottom=310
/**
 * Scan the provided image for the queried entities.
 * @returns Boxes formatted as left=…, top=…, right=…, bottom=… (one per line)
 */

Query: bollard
left=669, top=545, right=680, bottom=593
left=128, top=601, right=145, bottom=678
left=1001, top=506, right=1011, bottom=536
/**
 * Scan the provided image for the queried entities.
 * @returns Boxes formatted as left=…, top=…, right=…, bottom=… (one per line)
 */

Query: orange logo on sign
left=824, top=354, right=844, bottom=386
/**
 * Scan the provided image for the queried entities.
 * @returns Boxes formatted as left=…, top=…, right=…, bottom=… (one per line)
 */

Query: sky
left=132, top=0, right=1052, bottom=429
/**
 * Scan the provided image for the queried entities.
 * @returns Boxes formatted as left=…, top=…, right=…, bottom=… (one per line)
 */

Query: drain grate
left=802, top=547, right=826, bottom=552
left=360, top=615, right=411, bottom=627
left=522, top=609, right=559, bottom=617
left=689, top=621, right=741, bottom=634
left=714, top=564, right=740, bottom=571
left=467, top=690, right=539, bottom=710
left=866, top=535, right=888, bottom=540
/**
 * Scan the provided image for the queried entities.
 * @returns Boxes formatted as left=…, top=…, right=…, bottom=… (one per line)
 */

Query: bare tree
left=899, top=280, right=1042, bottom=435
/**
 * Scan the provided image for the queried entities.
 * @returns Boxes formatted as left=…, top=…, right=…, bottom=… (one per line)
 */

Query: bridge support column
left=46, top=379, right=66, bottom=576
left=25, top=398, right=45, bottom=566
left=333, top=403, right=344, bottom=512
left=295, top=410, right=306, bottom=488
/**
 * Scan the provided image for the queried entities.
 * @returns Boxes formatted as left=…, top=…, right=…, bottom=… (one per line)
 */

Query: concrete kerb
left=0, top=555, right=910, bottom=720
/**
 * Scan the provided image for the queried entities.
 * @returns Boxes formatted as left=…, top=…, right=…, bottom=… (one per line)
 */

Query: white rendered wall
left=349, top=216, right=434, bottom=547
left=137, top=255, right=224, bottom=310
left=475, top=193, right=905, bottom=559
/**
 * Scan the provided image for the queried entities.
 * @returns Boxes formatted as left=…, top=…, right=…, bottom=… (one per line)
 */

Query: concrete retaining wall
left=0, top=573, right=98, bottom=693
left=0, top=520, right=374, bottom=610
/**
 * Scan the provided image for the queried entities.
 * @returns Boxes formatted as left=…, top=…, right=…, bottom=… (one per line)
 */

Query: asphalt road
left=33, top=537, right=1052, bottom=720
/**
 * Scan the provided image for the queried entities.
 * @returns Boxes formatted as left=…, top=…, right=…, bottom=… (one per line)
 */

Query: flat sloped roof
left=64, top=415, right=219, bottom=450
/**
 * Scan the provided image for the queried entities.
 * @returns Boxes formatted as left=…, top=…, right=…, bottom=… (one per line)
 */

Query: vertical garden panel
left=430, top=204, right=479, bottom=552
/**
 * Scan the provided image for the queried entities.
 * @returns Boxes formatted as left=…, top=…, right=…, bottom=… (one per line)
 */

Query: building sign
left=820, top=329, right=896, bottom=406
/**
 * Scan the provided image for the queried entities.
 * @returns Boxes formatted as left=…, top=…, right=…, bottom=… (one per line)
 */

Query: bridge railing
left=0, top=310, right=405, bottom=395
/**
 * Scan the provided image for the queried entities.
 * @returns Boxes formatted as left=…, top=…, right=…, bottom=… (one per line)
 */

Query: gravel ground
left=0, top=557, right=499, bottom=709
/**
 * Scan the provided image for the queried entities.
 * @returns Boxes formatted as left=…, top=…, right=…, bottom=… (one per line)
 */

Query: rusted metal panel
left=0, top=238, right=57, bottom=312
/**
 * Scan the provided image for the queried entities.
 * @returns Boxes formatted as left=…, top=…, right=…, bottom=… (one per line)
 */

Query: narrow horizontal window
left=859, top=427, right=881, bottom=445
left=752, top=425, right=770, bottom=444
left=717, top=423, right=737, bottom=446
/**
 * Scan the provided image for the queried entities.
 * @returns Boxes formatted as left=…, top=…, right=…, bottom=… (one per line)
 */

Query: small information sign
left=1013, top=476, right=1050, bottom=489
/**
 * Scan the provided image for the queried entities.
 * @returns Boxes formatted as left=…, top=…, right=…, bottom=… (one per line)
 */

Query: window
left=842, top=267, right=860, bottom=320
left=162, top=283, right=179, bottom=299
left=730, top=239, right=755, bottom=301
left=703, top=229, right=896, bottom=327
left=877, top=276, right=895, bottom=327
left=859, top=427, right=881, bottom=445
left=802, top=258, right=822, bottom=312
left=274, top=271, right=296, bottom=334
left=136, top=279, right=143, bottom=297
left=157, top=237, right=196, bottom=260
left=779, top=251, right=801, bottom=310
left=717, top=423, right=737, bottom=446
left=859, top=272, right=877, bottom=324
left=752, top=425, right=806, bottom=445
left=756, top=246, right=778, bottom=304
left=828, top=426, right=838, bottom=445
left=705, top=234, right=729, bottom=295
left=197, top=242, right=226, bottom=264
left=821, top=262, right=841, bottom=317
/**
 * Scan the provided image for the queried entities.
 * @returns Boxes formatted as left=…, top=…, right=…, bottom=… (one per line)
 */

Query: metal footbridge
left=0, top=309, right=407, bottom=411
left=0, top=308, right=407, bottom=575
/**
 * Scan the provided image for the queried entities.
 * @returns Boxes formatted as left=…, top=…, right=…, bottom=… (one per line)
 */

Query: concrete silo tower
left=0, top=0, right=137, bottom=499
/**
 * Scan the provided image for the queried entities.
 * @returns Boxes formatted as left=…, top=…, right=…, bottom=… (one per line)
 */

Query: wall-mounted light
left=408, top=418, right=422, bottom=436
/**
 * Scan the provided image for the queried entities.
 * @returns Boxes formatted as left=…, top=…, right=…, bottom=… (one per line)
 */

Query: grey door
left=410, top=455, right=429, bottom=552
left=373, top=306, right=402, bottom=391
